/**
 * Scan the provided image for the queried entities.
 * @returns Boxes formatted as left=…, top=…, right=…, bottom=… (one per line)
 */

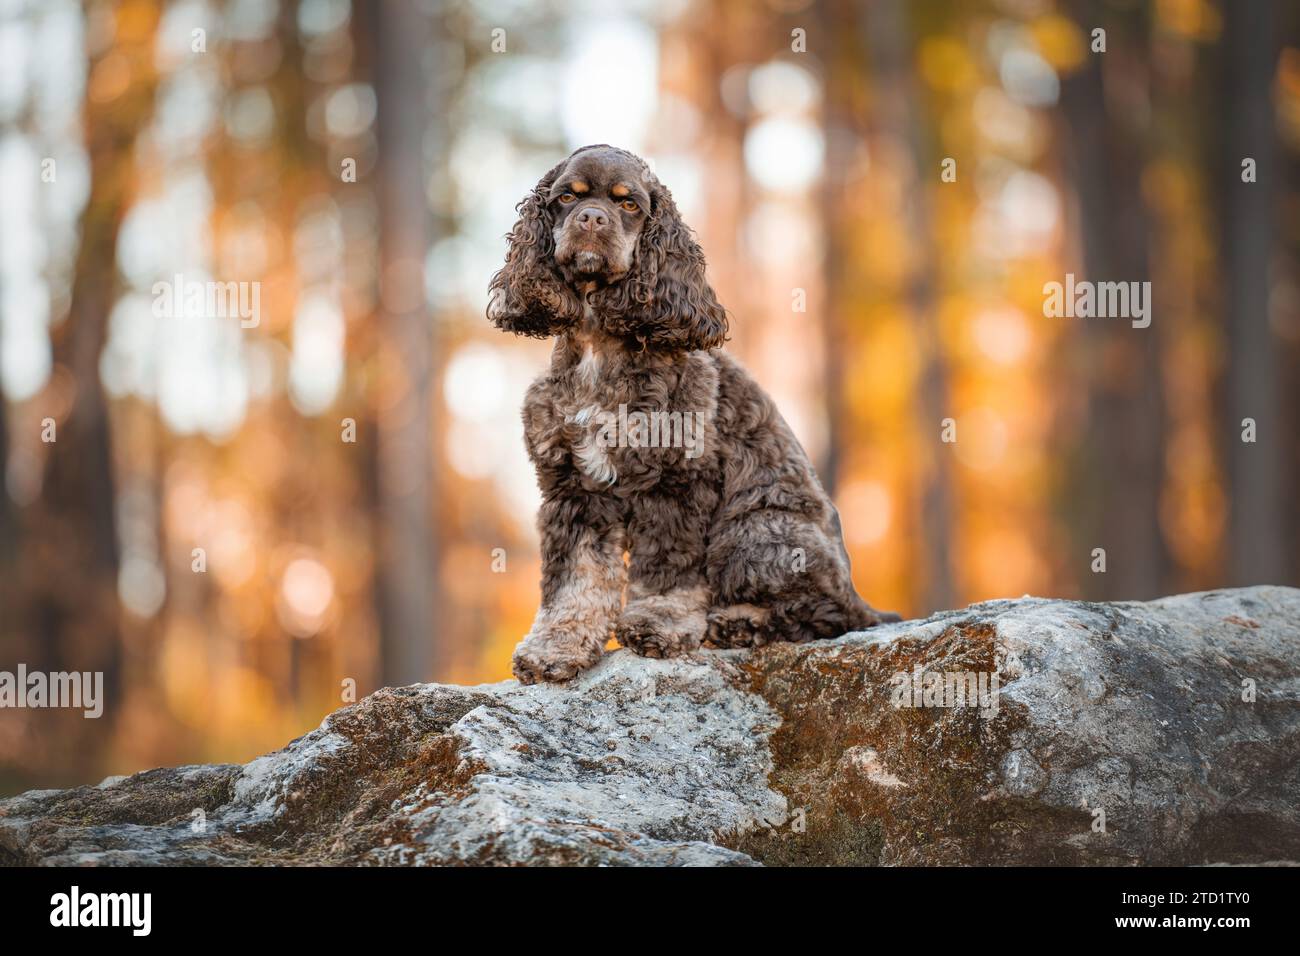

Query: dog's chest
left=556, top=343, right=624, bottom=486
left=525, top=335, right=716, bottom=491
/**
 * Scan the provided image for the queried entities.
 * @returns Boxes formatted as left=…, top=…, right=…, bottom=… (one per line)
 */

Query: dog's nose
left=575, top=207, right=609, bottom=231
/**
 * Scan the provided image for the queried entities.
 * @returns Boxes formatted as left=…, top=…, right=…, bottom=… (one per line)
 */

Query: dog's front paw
left=615, top=593, right=707, bottom=659
left=511, top=628, right=605, bottom=685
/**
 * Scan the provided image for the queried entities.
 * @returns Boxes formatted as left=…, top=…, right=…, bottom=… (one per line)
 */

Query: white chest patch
left=574, top=429, right=616, bottom=485
left=564, top=306, right=618, bottom=485
left=565, top=402, right=616, bottom=485
left=577, top=343, right=601, bottom=387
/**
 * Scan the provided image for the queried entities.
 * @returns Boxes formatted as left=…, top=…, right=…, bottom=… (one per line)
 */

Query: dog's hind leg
left=705, top=508, right=898, bottom=645
left=704, top=603, right=772, bottom=648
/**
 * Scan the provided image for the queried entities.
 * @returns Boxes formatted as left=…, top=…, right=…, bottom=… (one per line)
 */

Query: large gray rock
left=2, top=586, right=1297, bottom=865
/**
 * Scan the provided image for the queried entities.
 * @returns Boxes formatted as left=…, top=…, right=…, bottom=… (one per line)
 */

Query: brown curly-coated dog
left=488, top=145, right=899, bottom=684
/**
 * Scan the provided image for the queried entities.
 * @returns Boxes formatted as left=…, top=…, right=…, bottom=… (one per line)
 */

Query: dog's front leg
left=615, top=494, right=710, bottom=659
left=512, top=496, right=625, bottom=684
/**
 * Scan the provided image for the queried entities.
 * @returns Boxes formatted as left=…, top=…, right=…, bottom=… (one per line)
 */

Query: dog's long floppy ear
left=597, top=179, right=729, bottom=352
left=486, top=159, right=583, bottom=337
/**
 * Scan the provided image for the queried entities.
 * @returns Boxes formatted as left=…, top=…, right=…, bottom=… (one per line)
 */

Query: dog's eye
left=558, top=192, right=576, bottom=204
left=620, top=199, right=639, bottom=212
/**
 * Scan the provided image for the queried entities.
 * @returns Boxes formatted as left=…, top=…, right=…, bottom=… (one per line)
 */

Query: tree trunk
left=1057, top=5, right=1169, bottom=600
left=860, top=0, right=956, bottom=613
left=18, top=4, right=162, bottom=774
left=1219, top=0, right=1287, bottom=586
left=817, top=0, right=852, bottom=496
left=359, top=1, right=441, bottom=685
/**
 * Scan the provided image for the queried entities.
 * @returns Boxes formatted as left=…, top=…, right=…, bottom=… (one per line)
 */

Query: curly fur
left=486, top=157, right=585, bottom=338
left=492, top=145, right=898, bottom=684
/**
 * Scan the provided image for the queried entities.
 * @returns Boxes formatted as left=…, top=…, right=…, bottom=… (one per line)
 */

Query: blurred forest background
left=1, top=0, right=1298, bottom=791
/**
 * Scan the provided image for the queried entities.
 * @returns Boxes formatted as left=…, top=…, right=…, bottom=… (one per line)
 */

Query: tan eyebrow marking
left=611, top=183, right=630, bottom=198
left=570, top=180, right=589, bottom=193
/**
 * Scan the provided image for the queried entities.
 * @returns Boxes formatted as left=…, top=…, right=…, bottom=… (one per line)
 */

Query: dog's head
left=487, top=145, right=728, bottom=351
